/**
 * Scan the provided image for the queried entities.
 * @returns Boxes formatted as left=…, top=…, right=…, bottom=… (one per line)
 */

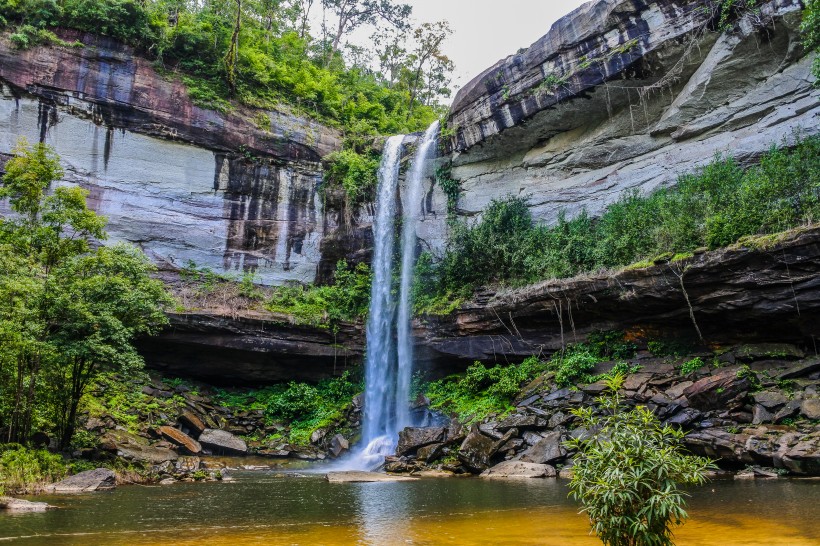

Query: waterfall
left=395, top=121, right=439, bottom=431
left=361, top=135, right=404, bottom=450
left=342, top=122, right=438, bottom=470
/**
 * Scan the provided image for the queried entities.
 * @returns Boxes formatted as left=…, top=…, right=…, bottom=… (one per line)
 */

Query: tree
left=0, top=139, right=171, bottom=448
left=565, top=374, right=714, bottom=546
left=803, top=0, right=820, bottom=81
left=400, top=21, right=453, bottom=116
left=320, top=0, right=411, bottom=66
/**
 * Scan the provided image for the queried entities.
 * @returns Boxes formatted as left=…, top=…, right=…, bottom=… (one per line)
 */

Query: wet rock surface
left=47, top=468, right=116, bottom=493
left=391, top=346, right=820, bottom=477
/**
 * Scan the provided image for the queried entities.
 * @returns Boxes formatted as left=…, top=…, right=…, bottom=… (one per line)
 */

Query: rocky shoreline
left=385, top=344, right=820, bottom=479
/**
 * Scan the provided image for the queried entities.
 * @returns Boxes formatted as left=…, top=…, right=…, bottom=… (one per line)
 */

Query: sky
left=399, top=0, right=589, bottom=90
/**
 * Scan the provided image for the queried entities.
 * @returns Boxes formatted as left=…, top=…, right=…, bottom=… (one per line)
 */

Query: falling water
left=343, top=123, right=439, bottom=470
left=359, top=135, right=404, bottom=462
left=395, top=121, right=439, bottom=431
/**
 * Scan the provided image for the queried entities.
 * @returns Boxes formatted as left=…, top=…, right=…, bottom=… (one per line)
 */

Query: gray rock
left=519, top=431, right=567, bottom=465
left=47, top=468, right=116, bottom=493
left=416, top=442, right=445, bottom=462
left=199, top=429, right=248, bottom=455
left=782, top=437, right=820, bottom=475
left=683, top=369, right=749, bottom=411
left=0, top=497, right=54, bottom=511
left=496, top=414, right=546, bottom=431
left=774, top=399, right=802, bottom=423
left=753, top=391, right=789, bottom=409
left=778, top=358, right=820, bottom=380
left=396, top=427, right=447, bottom=456
left=329, top=434, right=350, bottom=458
left=752, top=404, right=774, bottom=425
left=458, top=428, right=499, bottom=472
left=801, top=398, right=820, bottom=420
left=480, top=461, right=556, bottom=479
left=175, top=456, right=201, bottom=473
left=326, top=471, right=416, bottom=483
left=734, top=344, right=804, bottom=362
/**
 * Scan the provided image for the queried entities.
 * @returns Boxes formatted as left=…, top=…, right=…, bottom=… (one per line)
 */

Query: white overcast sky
left=400, top=0, right=589, bottom=90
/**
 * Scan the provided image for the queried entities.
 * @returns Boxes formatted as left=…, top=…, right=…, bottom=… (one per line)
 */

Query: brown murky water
left=1, top=470, right=817, bottom=545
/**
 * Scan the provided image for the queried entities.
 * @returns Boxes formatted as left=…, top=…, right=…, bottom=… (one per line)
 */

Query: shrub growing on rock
left=566, top=375, right=713, bottom=546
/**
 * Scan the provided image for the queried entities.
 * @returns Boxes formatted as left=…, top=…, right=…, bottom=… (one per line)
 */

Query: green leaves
left=0, top=139, right=170, bottom=448
left=567, top=378, right=714, bottom=546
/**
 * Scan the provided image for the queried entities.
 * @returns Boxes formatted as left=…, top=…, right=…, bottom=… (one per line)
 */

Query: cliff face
left=445, top=0, right=818, bottom=224
left=0, top=31, right=343, bottom=285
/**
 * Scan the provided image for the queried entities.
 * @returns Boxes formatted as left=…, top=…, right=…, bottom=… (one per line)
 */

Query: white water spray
left=342, top=122, right=439, bottom=470
left=395, top=121, right=439, bottom=432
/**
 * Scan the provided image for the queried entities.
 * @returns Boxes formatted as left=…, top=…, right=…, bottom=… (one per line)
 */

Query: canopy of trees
left=0, top=140, right=171, bottom=449
left=0, top=0, right=454, bottom=138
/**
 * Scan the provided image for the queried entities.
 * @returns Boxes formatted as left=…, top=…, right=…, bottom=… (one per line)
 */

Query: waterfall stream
left=395, top=121, right=439, bottom=432
left=344, top=122, right=438, bottom=470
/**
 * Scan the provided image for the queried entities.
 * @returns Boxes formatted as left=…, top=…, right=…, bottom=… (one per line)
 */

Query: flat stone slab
left=46, top=468, right=116, bottom=493
left=0, top=496, right=54, bottom=512
left=325, top=471, right=417, bottom=483
left=480, top=461, right=557, bottom=479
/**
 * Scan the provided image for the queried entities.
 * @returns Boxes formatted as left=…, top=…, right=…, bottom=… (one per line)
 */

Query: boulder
left=396, top=427, right=447, bottom=456
left=329, top=434, right=349, bottom=458
left=752, top=405, right=774, bottom=425
left=777, top=357, right=820, bottom=380
left=175, top=456, right=201, bottom=473
left=781, top=436, right=820, bottom=475
left=325, top=471, right=416, bottom=483
left=734, top=344, right=804, bottom=362
left=416, top=442, right=445, bottom=462
left=158, top=426, right=202, bottom=454
left=178, top=411, right=207, bottom=435
left=773, top=399, right=802, bottom=423
left=458, top=428, right=499, bottom=472
left=0, top=497, right=54, bottom=512
left=683, top=369, right=749, bottom=411
left=801, top=398, right=820, bottom=420
left=753, top=391, right=789, bottom=409
left=496, top=414, right=546, bottom=431
left=47, top=468, right=116, bottom=493
left=101, top=430, right=178, bottom=464
left=198, top=429, right=248, bottom=455
left=480, top=461, right=556, bottom=479
left=519, top=431, right=567, bottom=464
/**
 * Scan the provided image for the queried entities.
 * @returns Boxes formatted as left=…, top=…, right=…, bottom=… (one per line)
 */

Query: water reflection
left=0, top=473, right=817, bottom=545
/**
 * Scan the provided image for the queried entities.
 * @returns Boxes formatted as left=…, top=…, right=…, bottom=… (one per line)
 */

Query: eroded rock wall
left=445, top=0, right=819, bottom=224
left=0, top=31, right=342, bottom=285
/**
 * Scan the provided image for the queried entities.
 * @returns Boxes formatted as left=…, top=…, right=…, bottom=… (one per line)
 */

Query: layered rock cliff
left=445, top=0, right=818, bottom=224
left=0, top=31, right=342, bottom=285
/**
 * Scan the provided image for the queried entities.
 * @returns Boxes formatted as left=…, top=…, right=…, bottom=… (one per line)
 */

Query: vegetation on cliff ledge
left=416, top=136, right=820, bottom=304
left=0, top=0, right=452, bottom=139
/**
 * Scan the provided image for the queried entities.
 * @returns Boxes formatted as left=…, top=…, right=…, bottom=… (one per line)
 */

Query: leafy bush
left=416, top=137, right=820, bottom=302
left=425, top=357, right=547, bottom=423
left=0, top=445, right=66, bottom=494
left=322, top=148, right=381, bottom=204
left=677, top=357, right=705, bottom=376
left=265, top=260, right=371, bottom=329
left=213, top=371, right=361, bottom=446
left=566, top=375, right=714, bottom=546
left=552, top=346, right=601, bottom=387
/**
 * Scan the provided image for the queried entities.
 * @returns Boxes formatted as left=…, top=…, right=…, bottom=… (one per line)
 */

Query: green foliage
left=0, top=139, right=170, bottom=448
left=425, top=357, right=547, bottom=423
left=435, top=162, right=460, bottom=214
left=213, top=371, right=361, bottom=446
left=0, top=0, right=446, bottom=137
left=322, top=148, right=381, bottom=204
left=266, top=260, right=371, bottom=329
left=417, top=137, right=820, bottom=299
left=677, top=357, right=705, bottom=376
left=566, top=375, right=714, bottom=546
left=586, top=331, right=638, bottom=360
left=735, top=364, right=762, bottom=391
left=0, top=444, right=66, bottom=494
left=804, top=0, right=820, bottom=81
left=552, top=346, right=601, bottom=387
left=648, top=339, right=697, bottom=358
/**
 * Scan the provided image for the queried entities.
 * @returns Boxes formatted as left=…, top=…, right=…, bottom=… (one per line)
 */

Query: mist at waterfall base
left=336, top=122, right=440, bottom=471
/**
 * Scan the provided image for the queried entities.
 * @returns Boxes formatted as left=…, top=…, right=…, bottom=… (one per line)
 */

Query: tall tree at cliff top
left=0, top=139, right=171, bottom=449
left=320, top=0, right=411, bottom=65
